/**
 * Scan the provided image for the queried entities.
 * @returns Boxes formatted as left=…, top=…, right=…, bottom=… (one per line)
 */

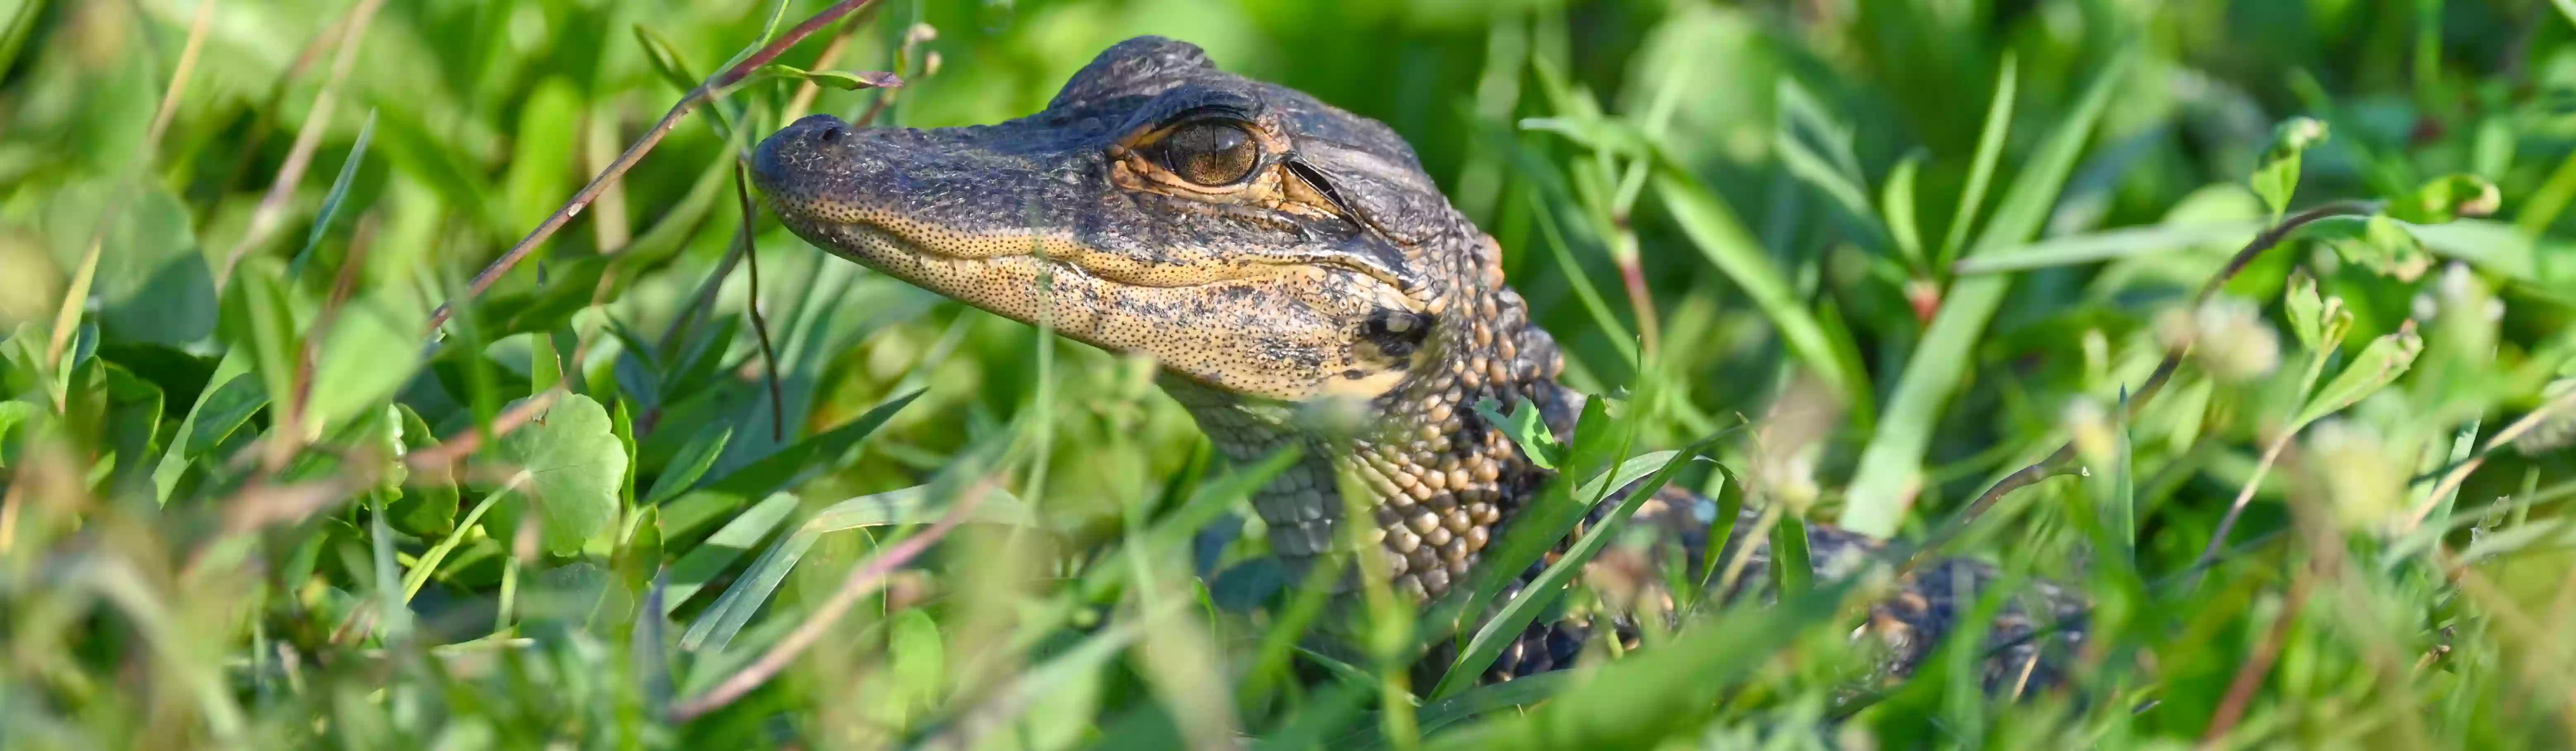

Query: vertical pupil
left=1169, top=122, right=1254, bottom=184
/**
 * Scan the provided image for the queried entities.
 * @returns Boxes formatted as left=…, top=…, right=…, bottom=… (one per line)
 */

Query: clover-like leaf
left=2325, top=215, right=2434, bottom=282
left=2284, top=270, right=2325, bottom=351
left=2294, top=323, right=2424, bottom=429
left=307, top=289, right=426, bottom=433
left=2387, top=174, right=2502, bottom=225
left=488, top=394, right=628, bottom=555
left=2249, top=117, right=2327, bottom=219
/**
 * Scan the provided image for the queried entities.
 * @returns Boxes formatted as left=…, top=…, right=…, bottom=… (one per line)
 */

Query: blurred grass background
left=4, top=0, right=2576, bottom=747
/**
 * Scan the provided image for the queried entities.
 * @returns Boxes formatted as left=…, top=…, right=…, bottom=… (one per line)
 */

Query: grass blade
left=1952, top=221, right=2263, bottom=275
left=644, top=424, right=733, bottom=506
left=1938, top=54, right=2018, bottom=268
left=1429, top=445, right=1703, bottom=698
left=1651, top=170, right=1866, bottom=414
left=676, top=483, right=1029, bottom=653
left=660, top=492, right=799, bottom=614
left=1842, top=47, right=2135, bottom=537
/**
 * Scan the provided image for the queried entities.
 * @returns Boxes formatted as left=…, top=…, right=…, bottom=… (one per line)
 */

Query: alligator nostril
left=818, top=126, right=844, bottom=143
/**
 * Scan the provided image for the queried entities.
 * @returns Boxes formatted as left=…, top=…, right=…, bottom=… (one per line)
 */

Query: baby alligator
left=750, top=36, right=2084, bottom=695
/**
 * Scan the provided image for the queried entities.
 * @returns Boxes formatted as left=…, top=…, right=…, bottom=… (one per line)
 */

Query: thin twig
left=217, top=0, right=390, bottom=285
left=667, top=478, right=998, bottom=721
left=1898, top=201, right=2378, bottom=576
left=2403, top=385, right=2576, bottom=529
left=2194, top=431, right=2296, bottom=578
left=2199, top=572, right=2310, bottom=747
left=221, top=476, right=373, bottom=535
left=1610, top=222, right=1661, bottom=359
left=733, top=159, right=787, bottom=442
left=400, top=388, right=567, bottom=471
left=423, top=0, right=889, bottom=339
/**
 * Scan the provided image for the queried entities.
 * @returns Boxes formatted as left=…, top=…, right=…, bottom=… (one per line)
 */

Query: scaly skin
left=751, top=36, right=2083, bottom=693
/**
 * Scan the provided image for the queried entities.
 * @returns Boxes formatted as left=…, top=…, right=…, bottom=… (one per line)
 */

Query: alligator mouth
left=750, top=114, right=1422, bottom=297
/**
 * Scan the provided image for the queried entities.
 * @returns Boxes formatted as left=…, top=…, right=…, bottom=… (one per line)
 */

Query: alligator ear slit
left=1286, top=159, right=1359, bottom=220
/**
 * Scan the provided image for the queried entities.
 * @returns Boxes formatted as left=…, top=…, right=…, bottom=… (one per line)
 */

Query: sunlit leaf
left=2249, top=117, right=2327, bottom=219
left=2295, top=326, right=2425, bottom=429
left=1472, top=396, right=1562, bottom=469
left=484, top=394, right=628, bottom=556
left=2387, top=174, right=2502, bottom=225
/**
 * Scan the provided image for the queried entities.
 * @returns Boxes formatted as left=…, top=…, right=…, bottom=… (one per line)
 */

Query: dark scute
left=1049, top=36, right=1219, bottom=110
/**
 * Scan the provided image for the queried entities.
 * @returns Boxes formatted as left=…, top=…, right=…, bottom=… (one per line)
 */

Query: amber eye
left=1155, top=120, right=1261, bottom=186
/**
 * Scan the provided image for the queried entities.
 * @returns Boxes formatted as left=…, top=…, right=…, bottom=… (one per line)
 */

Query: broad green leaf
left=2284, top=271, right=2325, bottom=351
left=486, top=394, right=628, bottom=556
left=2325, top=215, right=2435, bottom=282
left=1844, top=47, right=2136, bottom=537
left=2249, top=117, right=2327, bottom=219
left=48, top=181, right=213, bottom=346
left=307, top=289, right=426, bottom=433
left=888, top=609, right=944, bottom=710
left=0, top=399, right=33, bottom=447
left=2295, top=327, right=2425, bottom=429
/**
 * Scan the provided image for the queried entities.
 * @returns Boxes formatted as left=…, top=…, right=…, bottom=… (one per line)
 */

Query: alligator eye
left=1157, top=120, right=1260, bottom=186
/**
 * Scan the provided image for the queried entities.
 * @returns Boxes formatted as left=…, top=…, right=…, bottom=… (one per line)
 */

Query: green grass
left=4, top=0, right=2576, bottom=748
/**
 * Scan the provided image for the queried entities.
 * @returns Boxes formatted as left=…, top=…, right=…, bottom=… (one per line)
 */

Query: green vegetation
left=4, top=0, right=2575, bottom=747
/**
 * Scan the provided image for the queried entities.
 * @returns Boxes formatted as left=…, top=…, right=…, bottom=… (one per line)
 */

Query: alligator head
left=752, top=36, right=1578, bottom=598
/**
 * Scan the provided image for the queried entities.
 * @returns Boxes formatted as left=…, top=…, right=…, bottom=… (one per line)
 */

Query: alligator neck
left=1162, top=232, right=1578, bottom=599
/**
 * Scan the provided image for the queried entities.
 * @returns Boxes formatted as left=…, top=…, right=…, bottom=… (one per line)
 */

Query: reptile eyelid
left=1285, top=160, right=1356, bottom=220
